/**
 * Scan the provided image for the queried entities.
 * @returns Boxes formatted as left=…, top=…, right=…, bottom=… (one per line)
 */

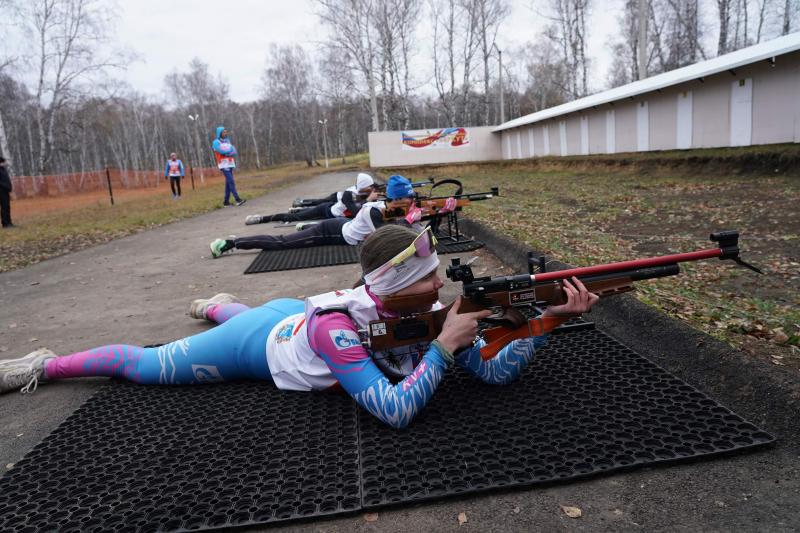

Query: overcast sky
left=116, top=0, right=623, bottom=102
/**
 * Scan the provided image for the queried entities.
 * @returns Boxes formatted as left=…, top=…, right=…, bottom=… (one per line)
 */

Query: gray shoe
left=189, top=293, right=241, bottom=320
left=0, top=348, right=57, bottom=394
left=245, top=215, right=264, bottom=225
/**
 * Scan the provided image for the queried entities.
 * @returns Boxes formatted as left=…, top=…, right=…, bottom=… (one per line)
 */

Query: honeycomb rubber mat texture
left=0, top=383, right=361, bottom=532
left=0, top=329, right=774, bottom=531
left=243, top=239, right=484, bottom=274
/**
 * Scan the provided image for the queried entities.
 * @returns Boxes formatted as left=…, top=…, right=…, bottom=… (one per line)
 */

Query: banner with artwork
left=401, top=127, right=470, bottom=150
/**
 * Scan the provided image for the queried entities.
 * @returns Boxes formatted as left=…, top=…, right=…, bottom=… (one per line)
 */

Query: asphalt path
left=1, top=171, right=798, bottom=532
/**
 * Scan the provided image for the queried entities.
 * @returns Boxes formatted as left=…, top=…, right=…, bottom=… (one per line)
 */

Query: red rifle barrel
left=532, top=247, right=723, bottom=282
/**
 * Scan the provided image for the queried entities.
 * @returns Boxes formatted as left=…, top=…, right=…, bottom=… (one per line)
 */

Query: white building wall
left=606, top=109, right=616, bottom=153
left=637, top=101, right=650, bottom=151
left=676, top=91, right=693, bottom=149
left=580, top=116, right=589, bottom=155
left=730, top=78, right=753, bottom=146
left=369, top=50, right=800, bottom=166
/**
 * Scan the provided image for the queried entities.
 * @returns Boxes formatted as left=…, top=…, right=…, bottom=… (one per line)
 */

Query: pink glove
left=439, top=197, right=457, bottom=214
left=404, top=206, right=423, bottom=224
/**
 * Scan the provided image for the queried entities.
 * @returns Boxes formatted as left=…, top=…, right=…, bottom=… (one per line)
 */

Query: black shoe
left=236, top=199, right=247, bottom=206
left=2, top=223, right=14, bottom=228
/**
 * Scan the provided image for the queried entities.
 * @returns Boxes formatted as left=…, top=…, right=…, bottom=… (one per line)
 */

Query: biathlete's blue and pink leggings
left=44, top=299, right=303, bottom=385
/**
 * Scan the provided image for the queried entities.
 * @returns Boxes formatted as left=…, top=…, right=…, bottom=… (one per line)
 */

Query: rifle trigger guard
left=483, top=307, right=527, bottom=328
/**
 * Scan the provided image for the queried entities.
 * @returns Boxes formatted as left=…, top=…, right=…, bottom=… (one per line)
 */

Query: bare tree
left=470, top=0, right=510, bottom=125
left=717, top=0, right=733, bottom=54
left=263, top=45, right=318, bottom=166
left=431, top=0, right=481, bottom=125
left=24, top=0, right=123, bottom=174
left=523, top=41, right=570, bottom=109
left=781, top=0, right=798, bottom=34
left=164, top=58, right=230, bottom=167
left=544, top=0, right=591, bottom=99
left=316, top=0, right=381, bottom=131
left=0, top=0, right=18, bottom=169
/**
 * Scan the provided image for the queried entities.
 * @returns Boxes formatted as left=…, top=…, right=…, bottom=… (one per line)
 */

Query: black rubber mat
left=0, top=383, right=361, bottom=532
left=0, top=329, right=774, bottom=532
left=243, top=245, right=359, bottom=274
left=358, top=329, right=775, bottom=506
left=243, top=239, right=484, bottom=274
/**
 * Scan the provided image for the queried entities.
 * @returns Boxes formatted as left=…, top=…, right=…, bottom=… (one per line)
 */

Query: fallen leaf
left=613, top=509, right=623, bottom=516
left=512, top=506, right=521, bottom=514
left=458, top=512, right=468, bottom=525
left=772, top=328, right=789, bottom=344
left=15, top=433, right=23, bottom=438
left=561, top=505, right=582, bottom=518
left=29, top=338, right=38, bottom=342
left=5, top=463, right=13, bottom=469
left=363, top=513, right=379, bottom=522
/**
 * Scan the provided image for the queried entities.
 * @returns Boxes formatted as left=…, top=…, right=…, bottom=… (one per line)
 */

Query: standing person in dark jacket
left=0, top=157, right=13, bottom=228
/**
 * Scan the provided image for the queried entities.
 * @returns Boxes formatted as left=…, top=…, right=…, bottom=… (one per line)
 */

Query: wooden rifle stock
left=381, top=188, right=499, bottom=220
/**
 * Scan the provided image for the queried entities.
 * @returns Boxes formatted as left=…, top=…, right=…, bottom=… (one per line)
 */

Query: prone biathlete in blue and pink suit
left=0, top=225, right=598, bottom=428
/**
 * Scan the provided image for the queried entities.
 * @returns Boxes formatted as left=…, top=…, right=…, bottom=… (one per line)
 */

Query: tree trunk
left=718, top=0, right=731, bottom=54
left=0, top=107, right=13, bottom=171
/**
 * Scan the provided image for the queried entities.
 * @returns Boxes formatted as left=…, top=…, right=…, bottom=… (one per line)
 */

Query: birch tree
left=0, top=0, right=21, bottom=169
left=24, top=0, right=121, bottom=174
left=471, top=0, right=510, bottom=124
left=544, top=0, right=591, bottom=99
left=316, top=0, right=381, bottom=131
left=431, top=0, right=481, bottom=125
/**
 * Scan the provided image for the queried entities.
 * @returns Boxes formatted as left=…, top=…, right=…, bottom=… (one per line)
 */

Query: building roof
left=492, top=32, right=800, bottom=133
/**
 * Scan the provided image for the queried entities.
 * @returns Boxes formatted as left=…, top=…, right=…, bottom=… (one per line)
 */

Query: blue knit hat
left=385, top=175, right=414, bottom=199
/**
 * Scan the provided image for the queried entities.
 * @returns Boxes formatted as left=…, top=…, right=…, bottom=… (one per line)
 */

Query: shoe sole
left=189, top=293, right=240, bottom=319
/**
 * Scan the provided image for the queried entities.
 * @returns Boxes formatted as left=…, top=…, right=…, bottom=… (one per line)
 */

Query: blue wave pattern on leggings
left=457, top=336, right=548, bottom=385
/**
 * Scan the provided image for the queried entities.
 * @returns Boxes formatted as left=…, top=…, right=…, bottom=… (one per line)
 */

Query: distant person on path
left=0, top=157, right=13, bottom=228
left=164, top=152, right=185, bottom=199
left=212, top=126, right=245, bottom=207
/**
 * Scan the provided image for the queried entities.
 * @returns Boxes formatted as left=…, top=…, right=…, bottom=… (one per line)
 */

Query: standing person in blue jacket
left=212, top=126, right=246, bottom=207
left=163, top=152, right=185, bottom=199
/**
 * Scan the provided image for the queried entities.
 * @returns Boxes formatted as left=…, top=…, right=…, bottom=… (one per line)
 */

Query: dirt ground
left=1, top=170, right=799, bottom=532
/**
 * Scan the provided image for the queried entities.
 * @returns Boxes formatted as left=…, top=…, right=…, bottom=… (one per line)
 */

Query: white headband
left=364, top=252, right=440, bottom=295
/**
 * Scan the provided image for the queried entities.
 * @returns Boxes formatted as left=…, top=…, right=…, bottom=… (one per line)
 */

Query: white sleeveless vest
left=340, top=201, right=385, bottom=245
left=329, top=186, right=358, bottom=217
left=265, top=286, right=440, bottom=391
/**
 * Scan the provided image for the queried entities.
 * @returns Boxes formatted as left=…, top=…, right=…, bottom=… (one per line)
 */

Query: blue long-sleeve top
left=164, top=159, right=185, bottom=177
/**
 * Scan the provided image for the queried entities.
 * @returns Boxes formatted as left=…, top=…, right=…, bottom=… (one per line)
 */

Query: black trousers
left=0, top=189, right=10, bottom=227
left=169, top=177, right=182, bottom=196
left=234, top=218, right=348, bottom=251
left=270, top=202, right=334, bottom=222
